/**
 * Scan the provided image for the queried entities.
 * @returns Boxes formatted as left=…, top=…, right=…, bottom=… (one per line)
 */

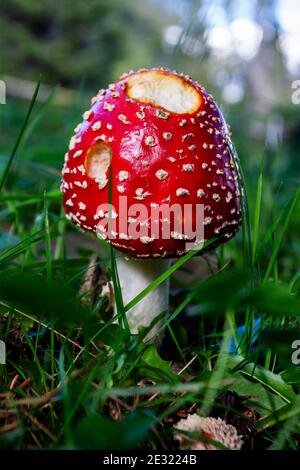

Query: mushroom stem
left=116, top=255, right=171, bottom=338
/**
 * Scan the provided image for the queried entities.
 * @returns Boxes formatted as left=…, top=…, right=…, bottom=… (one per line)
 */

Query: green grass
left=1, top=85, right=300, bottom=451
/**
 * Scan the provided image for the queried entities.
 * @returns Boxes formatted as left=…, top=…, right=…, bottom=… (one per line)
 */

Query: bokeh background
left=1, top=0, right=300, bottom=270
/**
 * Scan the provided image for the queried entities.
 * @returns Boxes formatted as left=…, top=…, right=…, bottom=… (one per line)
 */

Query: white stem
left=116, top=255, right=171, bottom=337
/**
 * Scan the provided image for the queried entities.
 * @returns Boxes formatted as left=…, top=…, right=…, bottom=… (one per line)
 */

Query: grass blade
left=256, top=395, right=300, bottom=432
left=229, top=355, right=296, bottom=403
left=0, top=77, right=41, bottom=191
left=0, top=230, right=45, bottom=265
left=263, top=186, right=300, bottom=284
left=124, top=237, right=217, bottom=312
left=43, top=191, right=52, bottom=281
left=252, top=171, right=263, bottom=265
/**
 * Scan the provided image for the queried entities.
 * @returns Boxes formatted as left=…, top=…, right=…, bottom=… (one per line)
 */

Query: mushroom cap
left=61, top=68, right=242, bottom=258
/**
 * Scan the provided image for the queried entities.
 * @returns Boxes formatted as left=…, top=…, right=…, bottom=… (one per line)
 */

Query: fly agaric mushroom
left=61, top=68, right=242, bottom=335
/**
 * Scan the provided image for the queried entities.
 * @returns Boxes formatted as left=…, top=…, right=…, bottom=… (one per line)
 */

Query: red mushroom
left=61, top=68, right=242, bottom=335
